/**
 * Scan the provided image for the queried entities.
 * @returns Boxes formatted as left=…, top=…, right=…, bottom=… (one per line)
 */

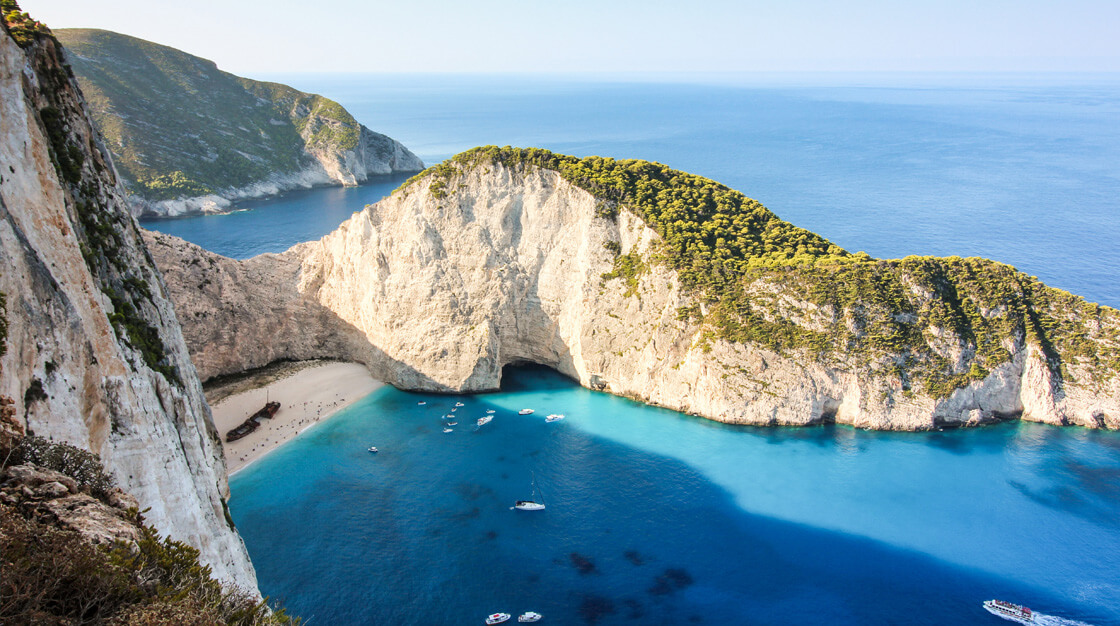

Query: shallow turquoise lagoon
left=230, top=366, right=1120, bottom=625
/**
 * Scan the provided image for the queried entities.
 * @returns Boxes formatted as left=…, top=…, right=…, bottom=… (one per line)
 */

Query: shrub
left=4, top=436, right=116, bottom=500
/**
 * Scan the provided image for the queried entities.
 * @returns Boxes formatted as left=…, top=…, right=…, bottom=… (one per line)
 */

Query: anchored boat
left=514, top=473, right=546, bottom=511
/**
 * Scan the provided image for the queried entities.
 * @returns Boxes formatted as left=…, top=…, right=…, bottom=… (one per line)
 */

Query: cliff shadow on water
left=229, top=367, right=1120, bottom=626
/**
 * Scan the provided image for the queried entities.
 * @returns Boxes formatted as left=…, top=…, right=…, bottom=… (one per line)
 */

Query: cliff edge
left=0, top=15, right=258, bottom=590
left=151, top=147, right=1120, bottom=431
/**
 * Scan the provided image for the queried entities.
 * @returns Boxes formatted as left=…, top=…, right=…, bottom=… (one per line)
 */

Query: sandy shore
left=208, top=361, right=383, bottom=475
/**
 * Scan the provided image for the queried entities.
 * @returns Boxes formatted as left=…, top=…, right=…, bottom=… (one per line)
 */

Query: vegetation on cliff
left=1, top=0, right=48, bottom=47
left=411, top=146, right=1120, bottom=401
left=1, top=435, right=297, bottom=625
left=53, top=29, right=370, bottom=201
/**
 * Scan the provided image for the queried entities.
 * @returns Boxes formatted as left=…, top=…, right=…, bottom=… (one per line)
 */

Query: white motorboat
left=477, top=416, right=493, bottom=427
left=447, top=421, right=457, bottom=426
left=455, top=401, right=465, bottom=407
left=486, top=409, right=496, bottom=414
left=518, top=612, right=542, bottom=623
left=982, top=599, right=1034, bottom=623
left=486, top=613, right=510, bottom=625
left=443, top=428, right=453, bottom=433
left=545, top=414, right=564, bottom=422
left=518, top=408, right=534, bottom=415
left=417, top=401, right=426, bottom=405
left=368, top=446, right=378, bottom=453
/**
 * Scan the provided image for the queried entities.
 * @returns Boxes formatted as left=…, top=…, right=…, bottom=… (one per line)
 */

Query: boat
left=477, top=416, right=493, bottom=427
left=455, top=401, right=465, bottom=407
left=417, top=401, right=426, bottom=405
left=486, top=614, right=510, bottom=625
left=518, top=408, right=534, bottom=415
left=518, top=612, right=542, bottom=623
left=545, top=414, right=564, bottom=422
left=514, top=473, right=545, bottom=511
left=447, top=421, right=458, bottom=426
left=486, top=409, right=496, bottom=414
left=368, top=446, right=378, bottom=453
left=450, top=407, right=458, bottom=412
left=983, top=599, right=1034, bottom=623
left=443, top=428, right=453, bottom=433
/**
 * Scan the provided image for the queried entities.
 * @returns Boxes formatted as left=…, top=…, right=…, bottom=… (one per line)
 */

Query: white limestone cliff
left=0, top=28, right=258, bottom=591
left=150, top=158, right=1119, bottom=431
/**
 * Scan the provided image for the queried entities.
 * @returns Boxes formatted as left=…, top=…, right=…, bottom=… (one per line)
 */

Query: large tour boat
left=983, top=599, right=1034, bottom=623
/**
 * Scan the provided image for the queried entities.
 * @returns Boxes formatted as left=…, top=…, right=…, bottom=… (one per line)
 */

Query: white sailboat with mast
left=514, top=473, right=546, bottom=511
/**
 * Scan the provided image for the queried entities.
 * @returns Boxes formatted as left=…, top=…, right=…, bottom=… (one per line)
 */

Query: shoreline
left=208, top=361, right=383, bottom=476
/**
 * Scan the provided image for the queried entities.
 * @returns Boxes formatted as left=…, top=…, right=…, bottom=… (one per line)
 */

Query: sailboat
left=514, top=473, right=546, bottom=511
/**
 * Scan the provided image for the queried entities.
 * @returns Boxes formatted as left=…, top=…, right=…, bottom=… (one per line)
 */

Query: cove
left=229, top=366, right=1120, bottom=625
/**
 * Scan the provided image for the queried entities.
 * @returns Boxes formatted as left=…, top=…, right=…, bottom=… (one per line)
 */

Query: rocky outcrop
left=1, top=463, right=143, bottom=548
left=151, top=152, right=1120, bottom=431
left=142, top=231, right=423, bottom=383
left=0, top=23, right=257, bottom=591
left=54, top=28, right=424, bottom=218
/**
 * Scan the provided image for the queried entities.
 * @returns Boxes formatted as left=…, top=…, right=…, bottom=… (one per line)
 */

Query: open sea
left=146, top=75, right=1120, bottom=624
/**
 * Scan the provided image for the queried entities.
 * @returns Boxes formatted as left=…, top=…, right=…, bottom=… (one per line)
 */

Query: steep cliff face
left=0, top=23, right=258, bottom=590
left=151, top=150, right=1120, bottom=431
left=53, top=28, right=423, bottom=217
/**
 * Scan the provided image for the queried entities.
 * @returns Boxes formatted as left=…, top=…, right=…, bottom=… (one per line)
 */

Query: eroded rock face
left=152, top=160, right=1120, bottom=432
left=0, top=27, right=257, bottom=591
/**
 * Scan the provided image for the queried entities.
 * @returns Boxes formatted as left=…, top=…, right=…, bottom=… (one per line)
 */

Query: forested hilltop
left=417, top=147, right=1120, bottom=410
left=54, top=28, right=422, bottom=216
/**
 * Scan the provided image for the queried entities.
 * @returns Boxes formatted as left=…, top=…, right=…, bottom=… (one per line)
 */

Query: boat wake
left=1032, top=614, right=1095, bottom=626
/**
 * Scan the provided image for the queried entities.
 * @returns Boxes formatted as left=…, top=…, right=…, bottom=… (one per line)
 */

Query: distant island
left=54, top=28, right=424, bottom=217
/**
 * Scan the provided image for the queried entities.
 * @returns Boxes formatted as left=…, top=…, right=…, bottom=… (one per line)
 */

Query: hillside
left=54, top=28, right=423, bottom=216
left=149, top=146, right=1119, bottom=431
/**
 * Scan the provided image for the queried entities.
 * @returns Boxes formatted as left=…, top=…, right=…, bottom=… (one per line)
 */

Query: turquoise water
left=144, top=75, right=1120, bottom=308
left=231, top=366, right=1120, bottom=625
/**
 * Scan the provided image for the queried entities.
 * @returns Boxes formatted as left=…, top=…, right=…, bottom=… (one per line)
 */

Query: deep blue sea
left=160, top=75, right=1120, bottom=624
left=232, top=365, right=1120, bottom=625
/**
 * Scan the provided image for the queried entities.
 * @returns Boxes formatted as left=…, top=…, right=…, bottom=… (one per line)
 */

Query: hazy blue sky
left=21, top=0, right=1120, bottom=75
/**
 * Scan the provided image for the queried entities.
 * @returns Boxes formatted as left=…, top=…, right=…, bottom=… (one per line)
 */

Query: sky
left=19, top=0, right=1120, bottom=75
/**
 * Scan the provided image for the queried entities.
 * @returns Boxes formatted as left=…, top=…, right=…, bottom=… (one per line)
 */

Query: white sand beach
left=208, top=361, right=383, bottom=475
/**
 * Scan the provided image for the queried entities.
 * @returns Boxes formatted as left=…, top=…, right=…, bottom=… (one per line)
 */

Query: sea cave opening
left=498, top=362, right=579, bottom=393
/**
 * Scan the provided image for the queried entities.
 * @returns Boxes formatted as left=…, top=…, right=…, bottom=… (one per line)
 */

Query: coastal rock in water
left=151, top=149, right=1120, bottom=431
left=0, top=24, right=257, bottom=591
left=53, top=28, right=423, bottom=217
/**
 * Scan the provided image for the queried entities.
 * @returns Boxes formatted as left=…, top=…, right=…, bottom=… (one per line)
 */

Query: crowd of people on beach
left=227, top=392, right=352, bottom=468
